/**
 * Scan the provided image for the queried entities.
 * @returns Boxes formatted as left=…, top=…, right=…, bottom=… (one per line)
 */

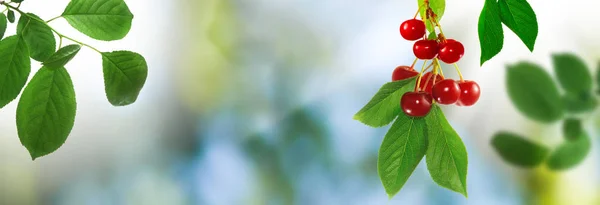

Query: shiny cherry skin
left=419, top=72, right=444, bottom=95
left=438, top=39, right=464, bottom=64
left=400, top=19, right=426, bottom=41
left=401, top=92, right=433, bottom=117
left=413, top=40, right=439, bottom=60
left=456, top=80, right=481, bottom=106
left=432, top=79, right=461, bottom=104
left=392, top=66, right=419, bottom=81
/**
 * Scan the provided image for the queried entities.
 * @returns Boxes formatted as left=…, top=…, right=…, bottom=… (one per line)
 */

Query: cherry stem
left=413, top=7, right=421, bottom=19
left=453, top=63, right=465, bottom=82
left=410, top=58, right=419, bottom=70
left=415, top=60, right=429, bottom=92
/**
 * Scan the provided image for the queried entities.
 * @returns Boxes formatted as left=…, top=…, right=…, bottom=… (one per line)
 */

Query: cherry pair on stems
left=400, top=19, right=465, bottom=64
left=392, top=66, right=481, bottom=117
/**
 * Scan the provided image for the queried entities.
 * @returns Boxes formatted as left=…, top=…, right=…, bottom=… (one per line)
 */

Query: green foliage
left=563, top=119, right=582, bottom=141
left=425, top=105, right=468, bottom=197
left=506, top=62, right=563, bottom=123
left=102, top=51, right=148, bottom=106
left=0, top=36, right=30, bottom=109
left=43, top=45, right=81, bottom=69
left=0, top=13, right=6, bottom=39
left=478, top=0, right=503, bottom=65
left=17, top=13, right=56, bottom=61
left=16, top=67, right=76, bottom=160
left=0, top=0, right=147, bottom=159
left=498, top=0, right=538, bottom=51
left=478, top=0, right=538, bottom=65
left=378, top=113, right=427, bottom=197
left=491, top=132, right=548, bottom=167
left=552, top=53, right=592, bottom=94
left=563, top=92, right=597, bottom=114
left=354, top=77, right=416, bottom=127
left=418, top=0, right=445, bottom=32
left=547, top=133, right=591, bottom=171
left=62, top=0, right=134, bottom=41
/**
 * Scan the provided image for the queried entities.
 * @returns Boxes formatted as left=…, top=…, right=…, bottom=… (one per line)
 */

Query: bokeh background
left=1, top=0, right=600, bottom=204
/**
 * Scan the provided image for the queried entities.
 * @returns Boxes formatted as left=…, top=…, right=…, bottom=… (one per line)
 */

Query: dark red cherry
left=401, top=92, right=433, bottom=117
left=400, top=19, right=426, bottom=41
left=413, top=40, right=439, bottom=60
left=456, top=80, right=481, bottom=106
left=432, top=79, right=461, bottom=104
left=419, top=72, right=444, bottom=95
left=392, top=66, right=419, bottom=81
left=438, top=39, right=465, bottom=64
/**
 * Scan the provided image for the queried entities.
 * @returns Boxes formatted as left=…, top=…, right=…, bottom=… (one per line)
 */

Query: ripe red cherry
left=456, top=80, right=481, bottom=106
left=400, top=19, right=426, bottom=41
left=392, top=66, right=419, bottom=81
left=419, top=72, right=444, bottom=94
left=432, top=79, right=461, bottom=104
left=401, top=92, right=433, bottom=117
left=438, top=39, right=464, bottom=64
left=413, top=40, right=439, bottom=60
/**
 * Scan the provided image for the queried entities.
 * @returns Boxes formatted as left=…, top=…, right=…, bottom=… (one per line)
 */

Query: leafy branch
left=0, top=0, right=148, bottom=160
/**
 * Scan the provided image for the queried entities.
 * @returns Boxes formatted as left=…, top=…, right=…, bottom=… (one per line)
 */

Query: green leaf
left=563, top=118, right=583, bottom=141
left=427, top=32, right=437, bottom=40
left=7, top=10, right=15, bottom=23
left=0, top=13, right=7, bottom=39
left=418, top=0, right=445, bottom=32
left=353, top=77, right=417, bottom=127
left=16, top=67, right=76, bottom=160
left=498, top=0, right=538, bottom=51
left=506, top=62, right=564, bottom=123
left=62, top=0, right=134, bottom=41
left=552, top=53, right=592, bottom=94
left=43, top=44, right=81, bottom=69
left=547, top=133, right=591, bottom=171
left=563, top=92, right=597, bottom=114
left=0, top=36, right=30, bottom=109
left=478, top=0, right=504, bottom=66
left=102, top=51, right=148, bottom=106
left=378, top=113, right=427, bottom=197
left=17, top=13, right=56, bottom=61
left=12, top=0, right=24, bottom=3
left=425, top=105, right=468, bottom=197
left=491, top=132, right=549, bottom=167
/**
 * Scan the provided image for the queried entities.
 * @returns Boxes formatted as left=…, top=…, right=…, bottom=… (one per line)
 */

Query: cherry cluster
left=392, top=16, right=481, bottom=117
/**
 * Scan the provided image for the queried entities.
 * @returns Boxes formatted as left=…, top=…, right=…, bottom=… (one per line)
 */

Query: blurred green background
left=1, top=0, right=600, bottom=204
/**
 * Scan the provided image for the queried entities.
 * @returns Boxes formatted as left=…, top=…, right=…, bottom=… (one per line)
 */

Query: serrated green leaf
left=425, top=105, right=468, bottom=197
left=17, top=13, right=56, bottom=61
left=418, top=0, right=445, bottom=33
left=16, top=67, right=76, bottom=160
left=506, top=62, right=563, bottom=123
left=563, top=118, right=583, bottom=141
left=7, top=10, right=15, bottom=23
left=563, top=92, right=597, bottom=114
left=552, top=53, right=592, bottom=94
left=378, top=113, right=427, bottom=197
left=491, top=132, right=549, bottom=167
left=0, top=36, right=30, bottom=109
left=498, top=0, right=538, bottom=51
left=547, top=133, right=591, bottom=171
left=43, top=44, right=81, bottom=69
left=102, top=51, right=148, bottom=106
left=354, top=77, right=417, bottom=127
left=478, top=0, right=504, bottom=66
left=0, top=13, right=7, bottom=39
left=62, top=0, right=133, bottom=41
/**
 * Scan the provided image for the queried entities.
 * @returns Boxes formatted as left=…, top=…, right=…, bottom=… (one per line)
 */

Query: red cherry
left=392, top=66, right=419, bottom=81
left=456, top=80, right=481, bottom=106
left=401, top=92, right=433, bottom=117
left=438, top=39, right=464, bottom=64
left=432, top=79, right=461, bottom=104
left=413, top=40, right=439, bottom=60
left=400, top=19, right=426, bottom=41
left=419, top=72, right=444, bottom=95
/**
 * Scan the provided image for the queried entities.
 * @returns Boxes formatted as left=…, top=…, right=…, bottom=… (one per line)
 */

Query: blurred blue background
left=1, top=0, right=600, bottom=204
